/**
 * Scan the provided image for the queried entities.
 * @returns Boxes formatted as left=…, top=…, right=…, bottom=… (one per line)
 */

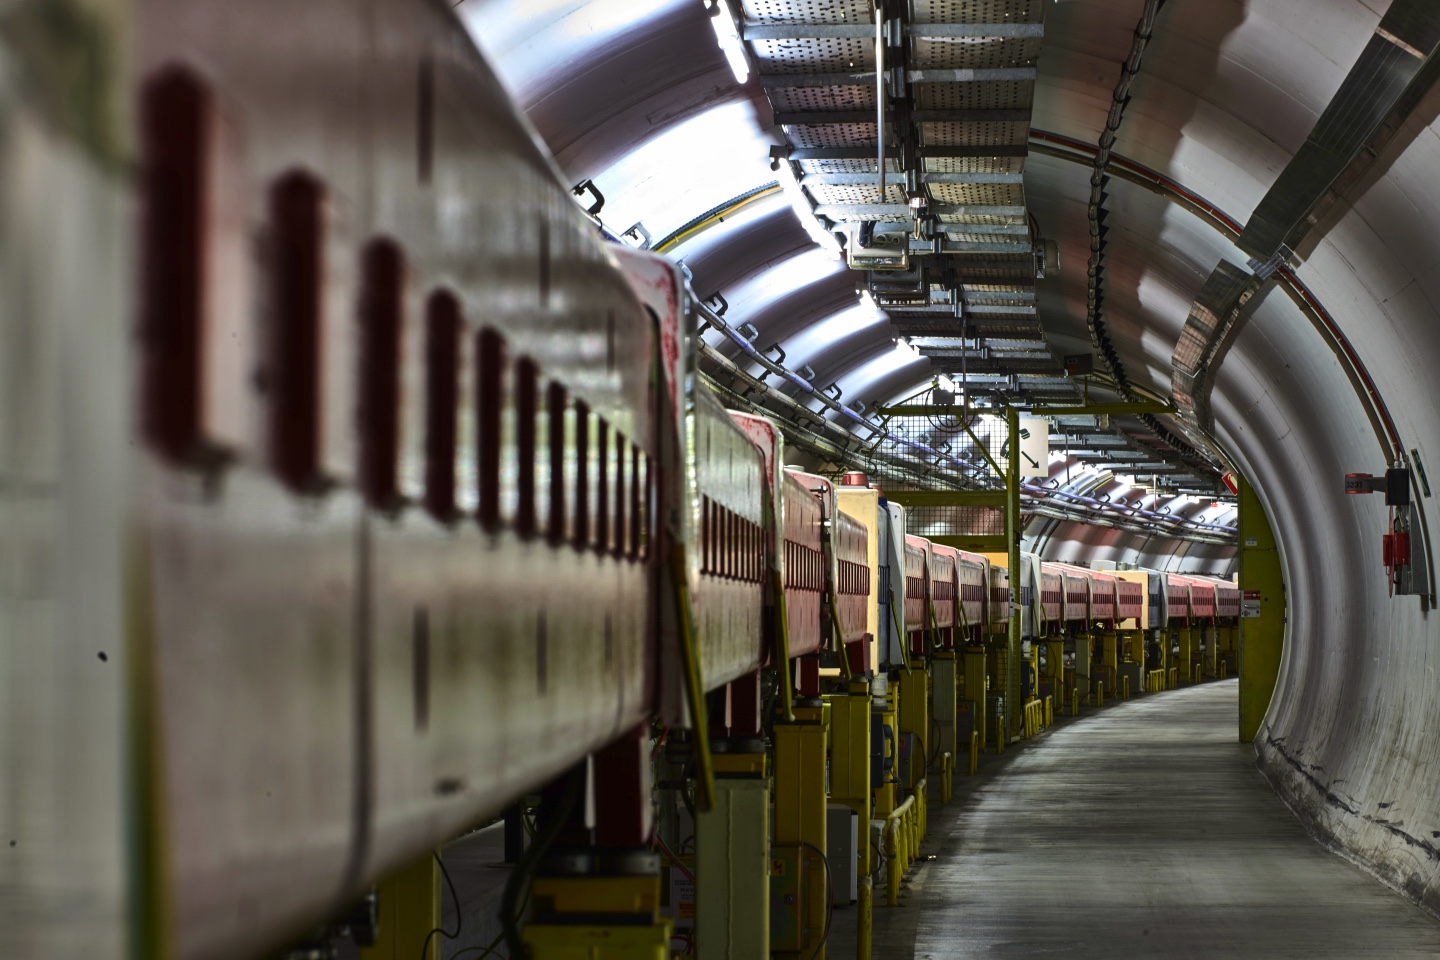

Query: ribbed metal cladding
left=1237, top=1, right=1440, bottom=259
left=1170, top=261, right=1260, bottom=436
left=1170, top=0, right=1440, bottom=451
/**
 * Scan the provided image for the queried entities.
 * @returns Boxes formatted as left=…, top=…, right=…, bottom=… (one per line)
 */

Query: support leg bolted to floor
left=773, top=698, right=830, bottom=960
left=360, top=853, right=439, bottom=960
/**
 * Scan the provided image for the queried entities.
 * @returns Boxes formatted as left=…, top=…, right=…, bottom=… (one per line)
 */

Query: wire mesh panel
left=862, top=384, right=1015, bottom=543
left=904, top=499, right=1005, bottom=541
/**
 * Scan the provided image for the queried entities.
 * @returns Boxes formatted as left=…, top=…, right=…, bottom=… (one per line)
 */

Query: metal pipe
left=696, top=299, right=1236, bottom=535
left=876, top=2, right=886, bottom=203
left=883, top=793, right=915, bottom=905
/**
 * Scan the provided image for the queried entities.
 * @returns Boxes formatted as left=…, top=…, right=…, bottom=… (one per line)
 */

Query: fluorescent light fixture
left=708, top=0, right=750, bottom=84
left=775, top=156, right=842, bottom=258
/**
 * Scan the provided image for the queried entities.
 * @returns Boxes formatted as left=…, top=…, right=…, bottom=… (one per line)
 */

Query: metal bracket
left=570, top=179, right=604, bottom=217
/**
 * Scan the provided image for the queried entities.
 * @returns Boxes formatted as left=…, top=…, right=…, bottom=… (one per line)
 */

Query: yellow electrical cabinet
left=838, top=485, right=883, bottom=673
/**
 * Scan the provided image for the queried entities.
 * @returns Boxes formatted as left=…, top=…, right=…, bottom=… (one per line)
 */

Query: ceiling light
left=775, top=157, right=842, bottom=258
left=894, top=338, right=921, bottom=360
left=708, top=0, right=750, bottom=84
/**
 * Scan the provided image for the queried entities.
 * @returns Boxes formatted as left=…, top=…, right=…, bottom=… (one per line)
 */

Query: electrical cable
left=500, top=767, right=583, bottom=960
left=450, top=938, right=506, bottom=960
left=654, top=832, right=696, bottom=886
left=418, top=851, right=462, bottom=960
left=798, top=840, right=834, bottom=960
left=653, top=182, right=782, bottom=253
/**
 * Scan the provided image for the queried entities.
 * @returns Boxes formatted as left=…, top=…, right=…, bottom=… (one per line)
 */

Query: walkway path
left=896, top=680, right=1438, bottom=958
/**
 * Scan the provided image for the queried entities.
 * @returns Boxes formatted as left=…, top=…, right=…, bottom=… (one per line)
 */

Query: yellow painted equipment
left=961, top=645, right=987, bottom=754
left=1100, top=630, right=1118, bottom=695
left=361, top=853, right=439, bottom=960
left=524, top=872, right=671, bottom=960
left=1238, top=475, right=1285, bottom=742
left=825, top=681, right=872, bottom=960
left=930, top=651, right=957, bottom=771
left=882, top=779, right=927, bottom=908
left=1075, top=629, right=1093, bottom=706
left=1177, top=626, right=1193, bottom=685
left=772, top=701, right=830, bottom=960
left=1022, top=699, right=1045, bottom=738
left=838, top=486, right=884, bottom=673
left=896, top=664, right=930, bottom=790
left=1042, top=637, right=1063, bottom=710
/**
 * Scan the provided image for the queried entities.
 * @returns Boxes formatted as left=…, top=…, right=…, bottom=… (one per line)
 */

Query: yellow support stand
left=772, top=700, right=830, bottom=960
left=968, top=730, right=979, bottom=775
left=525, top=873, right=670, bottom=960
left=896, top=663, right=930, bottom=789
left=1042, top=636, right=1063, bottom=718
left=361, top=853, right=440, bottom=960
left=824, top=681, right=872, bottom=960
left=1101, top=630, right=1118, bottom=699
left=962, top=646, right=987, bottom=755
left=1177, top=625, right=1193, bottom=685
left=930, top=651, right=957, bottom=773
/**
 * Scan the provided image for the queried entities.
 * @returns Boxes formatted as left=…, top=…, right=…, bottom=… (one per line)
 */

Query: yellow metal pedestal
left=961, top=646, right=986, bottom=755
left=1101, top=630, right=1118, bottom=696
left=826, top=681, right=872, bottom=960
left=696, top=749, right=768, bottom=960
left=525, top=873, right=670, bottom=960
left=1074, top=632, right=1092, bottom=707
left=896, top=663, right=930, bottom=788
left=773, top=700, right=830, bottom=960
left=1178, top=625, right=1193, bottom=685
left=361, top=853, right=440, bottom=960
left=930, top=652, right=956, bottom=773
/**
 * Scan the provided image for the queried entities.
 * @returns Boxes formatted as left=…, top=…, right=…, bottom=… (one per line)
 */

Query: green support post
left=1238, top=475, right=1285, bottom=742
left=1005, top=406, right=1022, bottom=746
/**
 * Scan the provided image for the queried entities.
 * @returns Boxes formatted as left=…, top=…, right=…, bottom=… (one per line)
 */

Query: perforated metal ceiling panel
left=735, top=0, right=1066, bottom=407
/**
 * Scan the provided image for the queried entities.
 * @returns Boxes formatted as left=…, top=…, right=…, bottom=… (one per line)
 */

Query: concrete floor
left=842, top=680, right=1440, bottom=959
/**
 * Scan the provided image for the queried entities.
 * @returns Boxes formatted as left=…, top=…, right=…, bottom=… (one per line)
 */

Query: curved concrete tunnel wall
left=462, top=0, right=1440, bottom=913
